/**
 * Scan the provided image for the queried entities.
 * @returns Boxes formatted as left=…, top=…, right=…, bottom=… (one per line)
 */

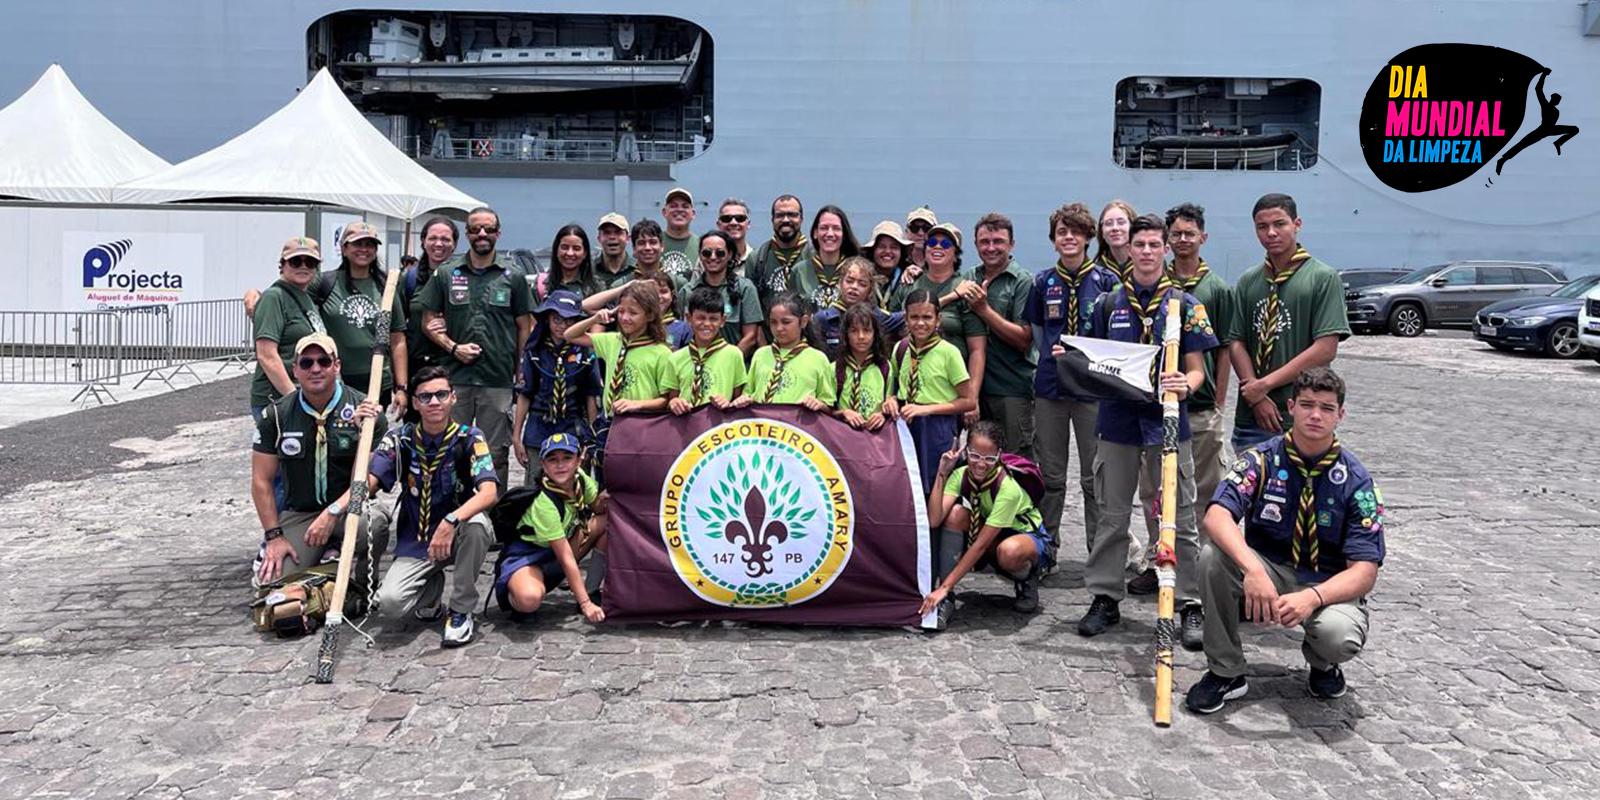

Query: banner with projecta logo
left=63, top=231, right=203, bottom=309
left=602, top=406, right=935, bottom=628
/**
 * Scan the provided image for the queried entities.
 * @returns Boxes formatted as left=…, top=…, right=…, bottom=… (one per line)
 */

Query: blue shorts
left=494, top=540, right=566, bottom=607
left=973, top=525, right=1056, bottom=577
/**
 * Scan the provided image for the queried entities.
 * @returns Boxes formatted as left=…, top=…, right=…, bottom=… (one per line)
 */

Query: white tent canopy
left=0, top=64, right=170, bottom=203
left=116, top=68, right=480, bottom=219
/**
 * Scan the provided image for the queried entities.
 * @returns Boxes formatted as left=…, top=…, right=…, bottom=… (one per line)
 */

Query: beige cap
left=868, top=220, right=912, bottom=247
left=293, top=331, right=339, bottom=358
left=340, top=221, right=382, bottom=246
left=598, top=212, right=630, bottom=231
left=280, top=236, right=321, bottom=261
left=663, top=187, right=694, bottom=205
left=906, top=206, right=938, bottom=227
left=928, top=222, right=963, bottom=249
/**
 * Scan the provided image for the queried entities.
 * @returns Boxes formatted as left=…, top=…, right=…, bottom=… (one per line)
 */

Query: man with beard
left=593, top=212, right=635, bottom=290
left=659, top=187, right=699, bottom=283
left=716, top=198, right=755, bottom=279
left=420, top=207, right=535, bottom=485
left=749, top=194, right=816, bottom=310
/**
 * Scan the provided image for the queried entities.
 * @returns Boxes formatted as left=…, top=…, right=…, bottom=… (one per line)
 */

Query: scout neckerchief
left=765, top=235, right=810, bottom=293
left=874, top=268, right=901, bottom=311
left=1053, top=258, right=1097, bottom=336
left=1255, top=245, right=1312, bottom=376
left=411, top=421, right=462, bottom=541
left=1124, top=274, right=1179, bottom=345
left=660, top=305, right=678, bottom=325
left=276, top=280, right=326, bottom=333
left=960, top=466, right=1006, bottom=547
left=540, top=475, right=578, bottom=535
left=297, top=382, right=344, bottom=505
left=542, top=341, right=573, bottom=424
left=901, top=335, right=943, bottom=403
left=1283, top=430, right=1342, bottom=571
left=841, top=355, right=875, bottom=415
left=687, top=339, right=728, bottom=406
left=606, top=334, right=656, bottom=415
left=760, top=342, right=808, bottom=402
left=810, top=254, right=843, bottom=310
left=1096, top=251, right=1131, bottom=282
left=1168, top=258, right=1211, bottom=292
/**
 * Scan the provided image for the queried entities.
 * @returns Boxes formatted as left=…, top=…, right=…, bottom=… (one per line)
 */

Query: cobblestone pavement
left=0, top=335, right=1596, bottom=799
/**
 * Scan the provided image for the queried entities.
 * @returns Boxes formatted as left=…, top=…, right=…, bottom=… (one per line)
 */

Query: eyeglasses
left=700, top=249, right=728, bottom=258
left=467, top=225, right=500, bottom=235
left=285, top=257, right=319, bottom=269
left=773, top=212, right=802, bottom=220
left=414, top=389, right=452, bottom=405
left=1170, top=231, right=1202, bottom=241
left=908, top=222, right=932, bottom=234
left=965, top=449, right=1001, bottom=465
left=296, top=355, right=333, bottom=370
left=718, top=214, right=748, bottom=224
left=925, top=236, right=956, bottom=250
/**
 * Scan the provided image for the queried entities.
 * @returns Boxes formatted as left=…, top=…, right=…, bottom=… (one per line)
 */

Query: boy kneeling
left=494, top=433, right=607, bottom=624
left=1186, top=367, right=1385, bottom=714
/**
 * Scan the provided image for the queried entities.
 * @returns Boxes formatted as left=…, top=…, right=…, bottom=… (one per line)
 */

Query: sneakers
left=1181, top=604, right=1205, bottom=652
left=1076, top=595, right=1121, bottom=637
left=1012, top=572, right=1040, bottom=614
left=1308, top=665, right=1348, bottom=699
left=1185, top=671, right=1248, bottom=714
left=413, top=601, right=445, bottom=623
left=441, top=611, right=475, bottom=648
left=1126, top=568, right=1158, bottom=596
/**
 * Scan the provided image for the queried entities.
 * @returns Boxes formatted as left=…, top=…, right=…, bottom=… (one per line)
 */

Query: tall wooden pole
left=1153, top=295, right=1182, bottom=726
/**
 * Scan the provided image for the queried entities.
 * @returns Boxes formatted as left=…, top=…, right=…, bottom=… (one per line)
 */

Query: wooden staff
left=315, top=219, right=411, bottom=683
left=1153, top=295, right=1182, bottom=726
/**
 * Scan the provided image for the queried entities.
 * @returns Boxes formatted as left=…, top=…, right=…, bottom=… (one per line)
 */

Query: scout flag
left=1054, top=335, right=1160, bottom=403
left=602, top=406, right=935, bottom=628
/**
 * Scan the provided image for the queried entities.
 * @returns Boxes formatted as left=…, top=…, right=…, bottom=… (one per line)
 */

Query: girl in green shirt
left=896, top=289, right=977, bottom=494
left=833, top=303, right=897, bottom=431
left=667, top=286, right=748, bottom=413
left=565, top=281, right=673, bottom=482
left=733, top=292, right=836, bottom=411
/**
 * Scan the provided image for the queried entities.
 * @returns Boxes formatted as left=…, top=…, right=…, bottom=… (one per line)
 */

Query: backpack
left=489, top=484, right=545, bottom=545
left=250, top=562, right=341, bottom=638
left=998, top=453, right=1047, bottom=508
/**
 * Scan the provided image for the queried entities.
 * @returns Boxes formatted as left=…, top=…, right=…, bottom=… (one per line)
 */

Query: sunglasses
left=414, top=389, right=453, bottom=405
left=467, top=225, right=500, bottom=235
left=285, top=257, right=319, bottom=268
left=908, top=222, right=932, bottom=234
left=965, top=449, right=1001, bottom=465
left=700, top=248, right=728, bottom=258
left=718, top=214, right=748, bottom=224
left=925, top=236, right=956, bottom=250
left=296, top=355, right=333, bottom=370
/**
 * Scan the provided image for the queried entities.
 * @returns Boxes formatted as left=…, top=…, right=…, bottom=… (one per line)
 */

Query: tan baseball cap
left=280, top=236, right=321, bottom=261
left=340, top=221, right=382, bottom=246
left=293, top=331, right=339, bottom=358
left=928, top=222, right=963, bottom=249
left=663, top=187, right=694, bottom=205
left=598, top=212, right=629, bottom=231
left=868, top=220, right=913, bottom=247
left=906, top=206, right=938, bottom=227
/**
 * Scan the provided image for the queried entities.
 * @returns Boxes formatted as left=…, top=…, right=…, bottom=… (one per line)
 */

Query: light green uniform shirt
left=663, top=341, right=748, bottom=406
left=892, top=339, right=969, bottom=405
left=945, top=466, right=1044, bottom=534
left=892, top=271, right=985, bottom=360
left=835, top=359, right=891, bottom=416
left=517, top=471, right=600, bottom=545
left=590, top=331, right=674, bottom=412
left=747, top=344, right=837, bottom=404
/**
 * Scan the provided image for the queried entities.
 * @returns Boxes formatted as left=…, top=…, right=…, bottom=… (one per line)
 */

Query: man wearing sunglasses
left=361, top=366, right=500, bottom=648
left=420, top=207, right=535, bottom=485
left=715, top=198, right=754, bottom=278
left=250, top=333, right=388, bottom=610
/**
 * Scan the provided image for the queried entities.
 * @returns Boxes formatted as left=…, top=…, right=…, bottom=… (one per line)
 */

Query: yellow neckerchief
left=764, top=235, right=811, bottom=292
left=1053, top=257, right=1097, bottom=336
left=1254, top=245, right=1312, bottom=376
left=810, top=254, right=844, bottom=309
left=960, top=465, right=1005, bottom=546
left=1283, top=429, right=1342, bottom=571
left=1123, top=274, right=1179, bottom=345
left=1096, top=251, right=1131, bottom=281
left=606, top=334, right=657, bottom=415
left=1167, top=258, right=1211, bottom=291
left=543, top=340, right=573, bottom=424
left=687, top=338, right=728, bottom=406
left=901, top=335, right=943, bottom=403
left=760, top=341, right=808, bottom=402
left=539, top=473, right=594, bottom=536
left=297, top=382, right=345, bottom=505
left=841, top=354, right=874, bottom=415
left=412, top=420, right=462, bottom=541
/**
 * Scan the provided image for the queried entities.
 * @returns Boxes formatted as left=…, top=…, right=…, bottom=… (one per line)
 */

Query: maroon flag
left=602, top=406, right=934, bottom=628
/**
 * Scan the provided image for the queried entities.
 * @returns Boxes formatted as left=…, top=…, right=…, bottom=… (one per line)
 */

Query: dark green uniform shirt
left=1228, top=255, right=1350, bottom=428
left=320, top=272, right=406, bottom=394
left=252, top=383, right=387, bottom=512
left=891, top=270, right=985, bottom=361
left=661, top=232, right=700, bottom=284
left=594, top=254, right=637, bottom=291
left=404, top=264, right=448, bottom=377
left=419, top=254, right=534, bottom=388
left=748, top=239, right=817, bottom=308
left=967, top=259, right=1035, bottom=398
left=251, top=280, right=325, bottom=408
left=1171, top=264, right=1235, bottom=411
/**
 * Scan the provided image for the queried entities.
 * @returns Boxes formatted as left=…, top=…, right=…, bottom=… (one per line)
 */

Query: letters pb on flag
left=602, top=406, right=936, bottom=628
left=1054, top=335, right=1160, bottom=403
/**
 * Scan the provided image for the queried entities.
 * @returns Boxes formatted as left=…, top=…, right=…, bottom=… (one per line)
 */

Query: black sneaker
left=1126, top=568, right=1158, bottom=596
left=1308, top=665, right=1348, bottom=699
left=1012, top=572, right=1040, bottom=614
left=1185, top=671, right=1248, bottom=714
left=1076, top=595, right=1121, bottom=637
left=1181, top=604, right=1205, bottom=652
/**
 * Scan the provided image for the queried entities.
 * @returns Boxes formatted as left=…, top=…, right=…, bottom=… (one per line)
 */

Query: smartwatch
left=327, top=501, right=344, bottom=518
left=444, top=512, right=460, bottom=526
left=264, top=526, right=284, bottom=542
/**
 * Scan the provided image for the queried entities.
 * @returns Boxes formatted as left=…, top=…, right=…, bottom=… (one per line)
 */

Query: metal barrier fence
left=0, top=298, right=253, bottom=404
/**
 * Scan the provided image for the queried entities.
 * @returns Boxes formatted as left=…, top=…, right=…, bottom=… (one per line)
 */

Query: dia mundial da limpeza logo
left=660, top=419, right=854, bottom=607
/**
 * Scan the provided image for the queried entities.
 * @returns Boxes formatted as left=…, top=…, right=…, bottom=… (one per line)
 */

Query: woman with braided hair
left=894, top=289, right=976, bottom=496
left=511, top=290, right=599, bottom=484
left=918, top=420, right=1055, bottom=620
left=732, top=292, right=835, bottom=412
left=676, top=229, right=763, bottom=356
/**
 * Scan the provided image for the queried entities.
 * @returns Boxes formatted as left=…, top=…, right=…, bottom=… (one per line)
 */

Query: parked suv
left=1340, top=268, right=1411, bottom=293
left=1345, top=261, right=1567, bottom=337
left=1579, top=282, right=1600, bottom=364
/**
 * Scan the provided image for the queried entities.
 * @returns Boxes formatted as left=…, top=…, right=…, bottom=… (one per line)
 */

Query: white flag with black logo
left=1054, top=335, right=1158, bottom=403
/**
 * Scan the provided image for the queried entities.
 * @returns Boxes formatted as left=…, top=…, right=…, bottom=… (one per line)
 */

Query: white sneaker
left=442, top=611, right=475, bottom=648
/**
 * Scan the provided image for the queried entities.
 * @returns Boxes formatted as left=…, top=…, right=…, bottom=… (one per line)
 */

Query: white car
left=1580, top=283, right=1600, bottom=364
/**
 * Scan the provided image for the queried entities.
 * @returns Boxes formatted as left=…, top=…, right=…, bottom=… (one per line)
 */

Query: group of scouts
left=245, top=189, right=1386, bottom=715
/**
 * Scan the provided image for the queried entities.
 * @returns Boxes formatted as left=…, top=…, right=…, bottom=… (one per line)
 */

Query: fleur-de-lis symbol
left=723, top=486, right=789, bottom=578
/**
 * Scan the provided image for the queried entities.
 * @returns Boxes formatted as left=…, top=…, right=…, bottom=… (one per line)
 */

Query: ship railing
left=1116, top=143, right=1312, bottom=171
left=0, top=298, right=253, bottom=405
left=411, top=135, right=700, bottom=163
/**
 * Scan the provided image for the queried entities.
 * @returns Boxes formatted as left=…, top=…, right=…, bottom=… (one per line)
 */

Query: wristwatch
left=444, top=512, right=460, bottom=526
left=264, top=526, right=284, bottom=542
left=327, top=501, right=344, bottom=518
